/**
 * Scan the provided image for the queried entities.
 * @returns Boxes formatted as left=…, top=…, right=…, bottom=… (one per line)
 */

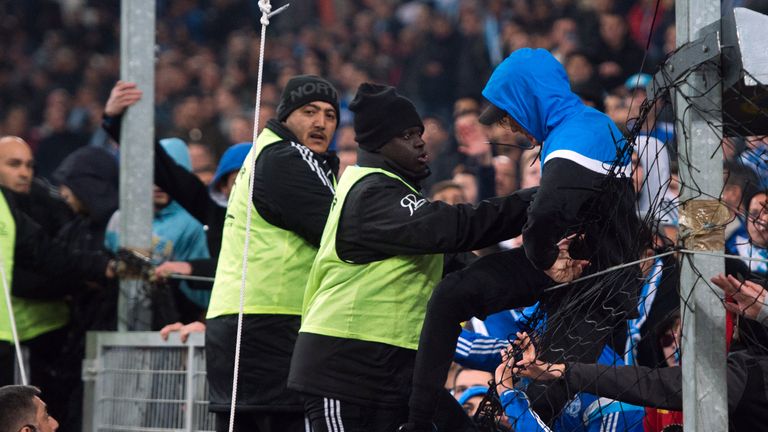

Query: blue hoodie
left=482, top=48, right=630, bottom=175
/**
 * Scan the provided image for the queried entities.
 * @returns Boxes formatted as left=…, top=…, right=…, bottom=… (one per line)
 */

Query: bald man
left=0, top=136, right=34, bottom=194
left=0, top=136, right=76, bottom=428
left=0, top=136, right=72, bottom=238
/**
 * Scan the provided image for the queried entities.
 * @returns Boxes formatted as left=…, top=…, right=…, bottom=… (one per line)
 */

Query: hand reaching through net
left=543, top=237, right=589, bottom=283
left=496, top=332, right=567, bottom=387
left=711, top=273, right=768, bottom=324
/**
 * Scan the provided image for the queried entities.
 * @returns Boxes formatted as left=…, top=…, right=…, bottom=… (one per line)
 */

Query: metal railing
left=82, top=331, right=215, bottom=432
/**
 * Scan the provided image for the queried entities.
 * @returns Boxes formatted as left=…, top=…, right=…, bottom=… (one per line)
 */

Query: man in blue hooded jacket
left=403, top=48, right=643, bottom=431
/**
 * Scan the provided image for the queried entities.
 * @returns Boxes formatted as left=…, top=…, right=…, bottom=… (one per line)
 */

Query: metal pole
left=118, top=0, right=155, bottom=331
left=675, top=0, right=728, bottom=430
left=185, top=340, right=195, bottom=432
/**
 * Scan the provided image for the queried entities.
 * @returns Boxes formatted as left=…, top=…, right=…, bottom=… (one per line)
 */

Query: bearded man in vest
left=205, top=75, right=340, bottom=432
left=287, top=83, right=555, bottom=432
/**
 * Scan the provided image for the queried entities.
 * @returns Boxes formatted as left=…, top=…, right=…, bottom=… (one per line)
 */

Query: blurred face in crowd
left=219, top=172, right=238, bottom=200
left=493, top=155, right=517, bottom=196
left=520, top=152, right=541, bottom=189
left=379, top=126, right=428, bottom=176
left=336, top=125, right=358, bottom=178
left=0, top=136, right=34, bottom=193
left=153, top=185, right=171, bottom=210
left=455, top=113, right=491, bottom=156
left=660, top=317, right=682, bottom=368
left=432, top=185, right=466, bottom=205
left=748, top=192, right=768, bottom=248
left=453, top=368, right=492, bottom=400
left=422, top=118, right=449, bottom=157
left=600, top=14, right=626, bottom=48
left=453, top=172, right=479, bottom=204
left=283, top=102, right=338, bottom=153
left=462, top=394, right=485, bottom=417
left=565, top=54, right=594, bottom=84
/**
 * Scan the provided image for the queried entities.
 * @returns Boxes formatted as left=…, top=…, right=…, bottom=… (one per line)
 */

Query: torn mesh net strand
left=543, top=250, right=677, bottom=293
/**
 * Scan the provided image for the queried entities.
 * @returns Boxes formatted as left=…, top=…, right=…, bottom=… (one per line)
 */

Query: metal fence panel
left=83, top=332, right=215, bottom=432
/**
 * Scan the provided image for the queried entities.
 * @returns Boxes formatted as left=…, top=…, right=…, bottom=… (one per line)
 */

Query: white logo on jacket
left=400, top=194, right=426, bottom=216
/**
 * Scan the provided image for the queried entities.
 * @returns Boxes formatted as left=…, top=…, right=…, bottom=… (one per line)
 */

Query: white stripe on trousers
left=323, top=397, right=345, bottom=432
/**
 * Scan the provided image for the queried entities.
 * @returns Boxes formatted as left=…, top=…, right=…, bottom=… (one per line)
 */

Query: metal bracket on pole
left=648, top=29, right=721, bottom=100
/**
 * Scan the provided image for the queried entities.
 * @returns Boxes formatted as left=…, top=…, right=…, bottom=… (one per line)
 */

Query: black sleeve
left=522, top=158, right=603, bottom=270
left=336, top=176, right=536, bottom=262
left=476, top=163, right=496, bottom=201
left=443, top=252, right=478, bottom=275
left=252, top=144, right=335, bottom=248
left=102, top=112, right=216, bottom=225
left=5, top=190, right=110, bottom=281
left=564, top=362, right=683, bottom=410
left=153, top=140, right=215, bottom=224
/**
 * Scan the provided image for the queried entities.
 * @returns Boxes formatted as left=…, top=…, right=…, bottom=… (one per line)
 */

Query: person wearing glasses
left=0, top=385, right=59, bottom=432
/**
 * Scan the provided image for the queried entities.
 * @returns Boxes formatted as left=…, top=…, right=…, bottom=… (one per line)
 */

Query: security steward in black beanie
left=287, top=83, right=548, bottom=432
left=206, top=74, right=340, bottom=432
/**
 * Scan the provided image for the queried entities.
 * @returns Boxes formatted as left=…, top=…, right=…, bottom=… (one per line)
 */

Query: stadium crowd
left=1, top=1, right=768, bottom=432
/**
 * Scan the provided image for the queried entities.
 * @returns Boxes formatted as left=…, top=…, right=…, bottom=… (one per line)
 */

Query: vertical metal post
left=675, top=1, right=728, bottom=431
left=185, top=340, right=195, bottom=432
left=118, top=0, right=155, bottom=331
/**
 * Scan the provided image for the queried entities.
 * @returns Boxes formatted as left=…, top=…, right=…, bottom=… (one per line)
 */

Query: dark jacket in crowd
left=564, top=349, right=768, bottom=431
left=206, top=119, right=339, bottom=411
left=9, top=179, right=74, bottom=300
left=1, top=186, right=110, bottom=280
left=52, top=146, right=119, bottom=332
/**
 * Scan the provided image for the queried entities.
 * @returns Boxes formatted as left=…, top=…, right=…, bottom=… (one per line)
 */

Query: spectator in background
left=430, top=180, right=467, bottom=205
left=740, top=136, right=768, bottom=189
left=493, top=155, right=517, bottom=196
left=457, top=386, right=488, bottom=417
left=519, top=150, right=541, bottom=190
left=188, top=142, right=217, bottom=185
left=453, top=110, right=495, bottom=201
left=593, top=13, right=648, bottom=91
left=34, top=89, right=89, bottom=181
left=452, top=368, right=493, bottom=401
left=452, top=165, right=480, bottom=205
left=105, top=138, right=211, bottom=326
left=335, top=124, right=358, bottom=177
left=730, top=189, right=768, bottom=276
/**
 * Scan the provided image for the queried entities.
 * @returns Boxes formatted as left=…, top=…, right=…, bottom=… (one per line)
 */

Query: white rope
left=228, top=1, right=288, bottom=431
left=0, top=244, right=28, bottom=385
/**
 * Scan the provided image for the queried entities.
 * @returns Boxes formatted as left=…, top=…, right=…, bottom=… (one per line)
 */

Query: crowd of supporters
left=2, top=1, right=768, bottom=431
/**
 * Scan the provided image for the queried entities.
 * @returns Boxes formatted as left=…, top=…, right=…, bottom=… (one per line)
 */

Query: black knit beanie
left=276, top=75, right=340, bottom=122
left=349, top=83, right=424, bottom=151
